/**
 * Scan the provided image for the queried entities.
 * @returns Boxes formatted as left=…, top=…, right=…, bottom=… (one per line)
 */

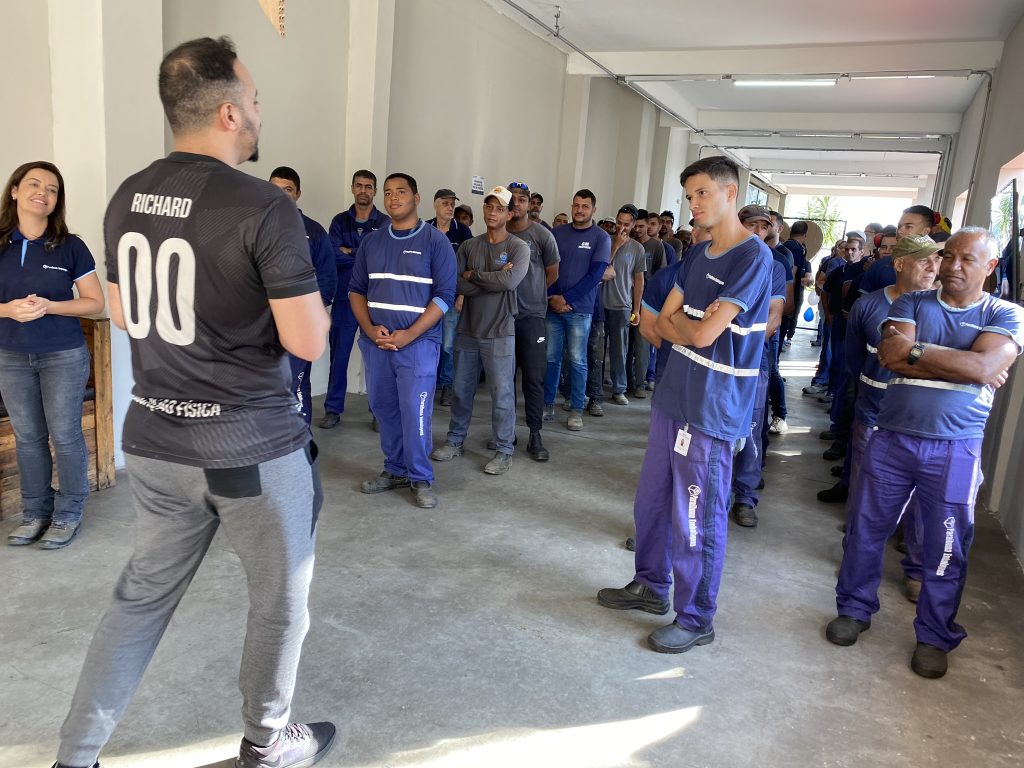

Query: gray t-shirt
left=642, top=237, right=669, bottom=273
left=455, top=234, right=530, bottom=338
left=602, top=239, right=646, bottom=310
left=509, top=222, right=560, bottom=318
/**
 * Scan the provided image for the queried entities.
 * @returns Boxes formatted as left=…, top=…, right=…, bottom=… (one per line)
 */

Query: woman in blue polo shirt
left=0, top=162, right=104, bottom=549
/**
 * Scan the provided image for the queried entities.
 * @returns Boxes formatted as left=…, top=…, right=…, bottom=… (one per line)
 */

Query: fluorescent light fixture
left=850, top=74, right=936, bottom=81
left=733, top=79, right=835, bottom=88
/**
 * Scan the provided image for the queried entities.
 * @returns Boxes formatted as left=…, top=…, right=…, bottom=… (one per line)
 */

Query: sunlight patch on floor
left=362, top=707, right=703, bottom=768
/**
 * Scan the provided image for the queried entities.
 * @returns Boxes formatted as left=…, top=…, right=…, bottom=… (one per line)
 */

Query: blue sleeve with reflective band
left=771, top=260, right=787, bottom=300
left=985, top=300, right=1024, bottom=353
left=430, top=228, right=457, bottom=313
left=718, top=238, right=770, bottom=314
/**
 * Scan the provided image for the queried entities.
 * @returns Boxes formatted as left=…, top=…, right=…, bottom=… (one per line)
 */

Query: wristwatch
left=907, top=342, right=925, bottom=365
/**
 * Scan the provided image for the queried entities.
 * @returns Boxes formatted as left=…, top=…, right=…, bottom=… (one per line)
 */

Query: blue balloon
left=803, top=306, right=815, bottom=322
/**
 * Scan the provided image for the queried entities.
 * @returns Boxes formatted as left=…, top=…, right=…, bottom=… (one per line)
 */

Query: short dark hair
left=352, top=170, right=377, bottom=187
left=881, top=225, right=898, bottom=237
left=790, top=221, right=809, bottom=237
left=636, top=208, right=649, bottom=221
left=647, top=210, right=660, bottom=220
left=660, top=210, right=675, bottom=220
left=903, top=204, right=937, bottom=227
left=530, top=192, right=544, bottom=203
left=384, top=172, right=418, bottom=195
left=573, top=189, right=596, bottom=206
left=680, top=155, right=740, bottom=188
left=269, top=166, right=301, bottom=192
left=159, top=36, right=242, bottom=134
left=770, top=210, right=784, bottom=223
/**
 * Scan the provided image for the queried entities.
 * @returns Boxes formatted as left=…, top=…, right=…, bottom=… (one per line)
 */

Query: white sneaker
left=768, top=417, right=789, bottom=435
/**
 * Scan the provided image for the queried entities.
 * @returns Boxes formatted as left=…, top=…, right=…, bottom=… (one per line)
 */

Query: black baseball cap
left=434, top=188, right=459, bottom=201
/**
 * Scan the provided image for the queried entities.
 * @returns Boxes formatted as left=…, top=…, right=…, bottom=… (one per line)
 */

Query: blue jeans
left=438, top=305, right=460, bottom=388
left=0, top=345, right=91, bottom=523
left=767, top=333, right=787, bottom=419
left=544, top=311, right=592, bottom=411
left=447, top=335, right=516, bottom=453
left=324, top=299, right=359, bottom=415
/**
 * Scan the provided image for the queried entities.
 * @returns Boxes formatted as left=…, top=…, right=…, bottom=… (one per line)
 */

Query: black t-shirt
left=104, top=152, right=319, bottom=467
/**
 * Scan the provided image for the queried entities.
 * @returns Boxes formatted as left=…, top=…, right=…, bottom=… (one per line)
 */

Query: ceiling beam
left=698, top=134, right=948, bottom=154
left=749, top=157, right=938, bottom=176
left=698, top=111, right=962, bottom=134
left=768, top=174, right=925, bottom=190
left=566, top=41, right=1002, bottom=77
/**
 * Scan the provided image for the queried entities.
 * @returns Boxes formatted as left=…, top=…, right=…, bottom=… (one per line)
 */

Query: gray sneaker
left=8, top=519, right=48, bottom=546
left=611, top=393, right=629, bottom=405
left=483, top=452, right=512, bottom=475
left=543, top=404, right=555, bottom=421
left=235, top=721, right=336, bottom=768
left=567, top=410, right=584, bottom=431
left=37, top=521, right=80, bottom=550
left=430, top=441, right=464, bottom=461
left=588, top=400, right=604, bottom=417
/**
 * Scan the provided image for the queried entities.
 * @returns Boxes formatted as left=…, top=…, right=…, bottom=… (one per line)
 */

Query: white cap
left=485, top=185, right=512, bottom=206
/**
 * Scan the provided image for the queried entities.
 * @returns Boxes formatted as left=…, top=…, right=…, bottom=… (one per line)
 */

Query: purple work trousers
left=836, top=429, right=982, bottom=652
left=634, top=406, right=734, bottom=633
left=733, top=369, right=769, bottom=508
left=846, top=419, right=923, bottom=580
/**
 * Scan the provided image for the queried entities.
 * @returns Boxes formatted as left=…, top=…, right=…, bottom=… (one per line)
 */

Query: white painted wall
left=388, top=0, right=565, bottom=220
left=162, top=0, right=350, bottom=398
left=578, top=77, right=622, bottom=215
left=0, top=2, right=53, bottom=170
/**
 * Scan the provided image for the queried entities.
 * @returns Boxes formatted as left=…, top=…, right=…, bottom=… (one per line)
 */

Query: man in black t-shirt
left=54, top=37, right=334, bottom=768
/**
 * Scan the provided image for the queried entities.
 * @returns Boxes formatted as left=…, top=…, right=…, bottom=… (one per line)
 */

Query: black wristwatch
left=907, top=342, right=925, bottom=365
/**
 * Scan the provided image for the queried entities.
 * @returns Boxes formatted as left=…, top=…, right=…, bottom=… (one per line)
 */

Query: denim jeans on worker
left=0, top=345, right=91, bottom=524
left=544, top=311, right=592, bottom=411
left=438, top=306, right=460, bottom=388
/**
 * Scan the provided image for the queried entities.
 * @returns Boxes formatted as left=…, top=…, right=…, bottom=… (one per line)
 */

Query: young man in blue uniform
left=827, top=228, right=1024, bottom=679
left=269, top=167, right=338, bottom=425
left=321, top=170, right=390, bottom=429
left=730, top=205, right=788, bottom=528
left=55, top=37, right=334, bottom=768
left=598, top=156, right=771, bottom=654
left=427, top=188, right=473, bottom=407
left=544, top=189, right=611, bottom=431
left=349, top=173, right=456, bottom=509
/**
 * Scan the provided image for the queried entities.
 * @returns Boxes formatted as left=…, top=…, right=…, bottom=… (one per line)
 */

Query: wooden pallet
left=0, top=318, right=115, bottom=520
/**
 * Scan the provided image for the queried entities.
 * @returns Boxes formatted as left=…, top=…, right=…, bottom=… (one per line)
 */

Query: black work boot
left=527, top=430, right=549, bottom=462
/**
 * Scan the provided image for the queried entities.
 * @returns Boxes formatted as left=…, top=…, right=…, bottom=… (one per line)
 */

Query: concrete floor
left=3, top=332, right=1024, bottom=768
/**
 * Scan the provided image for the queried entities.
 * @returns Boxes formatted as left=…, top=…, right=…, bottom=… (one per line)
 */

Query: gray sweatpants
left=57, top=445, right=322, bottom=767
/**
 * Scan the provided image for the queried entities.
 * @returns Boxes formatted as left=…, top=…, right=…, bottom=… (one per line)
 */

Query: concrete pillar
left=612, top=96, right=657, bottom=208
left=345, top=0, right=395, bottom=182
left=916, top=174, right=938, bottom=210
left=343, top=0, right=395, bottom=394
left=46, top=0, right=165, bottom=466
left=647, top=126, right=690, bottom=221
left=736, top=166, right=751, bottom=210
left=677, top=139, right=703, bottom=227
left=555, top=75, right=592, bottom=212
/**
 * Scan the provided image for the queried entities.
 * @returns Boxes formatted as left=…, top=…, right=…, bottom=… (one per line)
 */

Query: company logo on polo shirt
left=959, top=321, right=983, bottom=330
left=579, top=241, right=592, bottom=250
left=403, top=250, right=422, bottom=255
left=706, top=273, right=725, bottom=286
left=42, top=264, right=68, bottom=272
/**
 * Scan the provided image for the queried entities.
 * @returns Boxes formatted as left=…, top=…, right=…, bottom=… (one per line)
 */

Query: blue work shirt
left=328, top=205, right=390, bottom=301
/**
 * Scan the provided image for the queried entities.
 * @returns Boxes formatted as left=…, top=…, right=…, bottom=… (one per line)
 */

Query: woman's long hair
left=0, top=161, right=69, bottom=252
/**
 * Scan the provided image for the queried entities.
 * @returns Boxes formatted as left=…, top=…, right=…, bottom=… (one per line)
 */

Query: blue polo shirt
left=641, top=258, right=687, bottom=382
left=300, top=211, right=338, bottom=306
left=653, top=236, right=772, bottom=441
left=427, top=217, right=473, bottom=253
left=877, top=289, right=1024, bottom=439
left=348, top=221, right=456, bottom=346
left=328, top=205, right=390, bottom=301
left=549, top=223, right=611, bottom=315
left=846, top=287, right=895, bottom=427
left=0, top=232, right=96, bottom=353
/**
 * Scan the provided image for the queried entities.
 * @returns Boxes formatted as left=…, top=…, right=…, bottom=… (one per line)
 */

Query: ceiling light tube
left=733, top=79, right=835, bottom=88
